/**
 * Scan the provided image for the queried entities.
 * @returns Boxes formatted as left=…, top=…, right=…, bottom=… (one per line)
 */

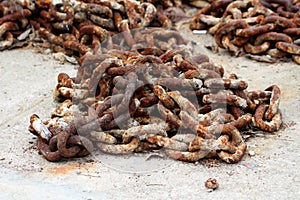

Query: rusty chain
left=28, top=28, right=283, bottom=163
left=190, top=0, right=300, bottom=64
left=1, top=0, right=298, bottom=63
left=29, top=113, right=94, bottom=161
left=0, top=0, right=172, bottom=54
left=0, top=1, right=284, bottom=163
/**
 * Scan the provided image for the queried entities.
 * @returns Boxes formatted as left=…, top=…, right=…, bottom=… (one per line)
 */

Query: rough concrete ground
left=0, top=27, right=300, bottom=200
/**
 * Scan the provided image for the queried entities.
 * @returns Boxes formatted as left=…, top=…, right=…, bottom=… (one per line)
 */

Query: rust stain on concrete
left=45, top=162, right=96, bottom=175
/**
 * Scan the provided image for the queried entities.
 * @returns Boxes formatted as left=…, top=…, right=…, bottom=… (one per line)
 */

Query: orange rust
left=113, top=11, right=123, bottom=30
left=36, top=0, right=51, bottom=9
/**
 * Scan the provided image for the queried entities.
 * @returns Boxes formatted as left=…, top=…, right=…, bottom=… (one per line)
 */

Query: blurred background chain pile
left=0, top=0, right=299, bottom=63
left=0, top=0, right=290, bottom=163
left=190, top=0, right=300, bottom=63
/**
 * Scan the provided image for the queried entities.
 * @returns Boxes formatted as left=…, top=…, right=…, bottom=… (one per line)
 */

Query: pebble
left=205, top=178, right=219, bottom=191
left=53, top=52, right=66, bottom=63
left=248, top=150, right=256, bottom=156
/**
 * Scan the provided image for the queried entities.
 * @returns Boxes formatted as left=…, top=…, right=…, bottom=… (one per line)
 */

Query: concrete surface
left=0, top=28, right=300, bottom=200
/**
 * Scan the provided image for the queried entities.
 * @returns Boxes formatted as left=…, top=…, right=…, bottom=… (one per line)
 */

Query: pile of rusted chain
left=190, top=0, right=300, bottom=64
left=29, top=28, right=282, bottom=163
left=0, top=0, right=284, bottom=163
left=0, top=0, right=209, bottom=54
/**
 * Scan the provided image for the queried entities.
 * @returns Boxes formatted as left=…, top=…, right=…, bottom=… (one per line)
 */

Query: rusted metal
left=29, top=115, right=94, bottom=161
left=253, top=104, right=282, bottom=132
left=0, top=0, right=281, bottom=163
left=0, top=0, right=298, bottom=64
left=29, top=35, right=283, bottom=162
left=190, top=0, right=300, bottom=64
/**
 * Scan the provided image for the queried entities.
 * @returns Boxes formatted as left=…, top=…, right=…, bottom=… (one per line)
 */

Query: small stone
left=53, top=52, right=66, bottom=63
left=205, top=178, right=219, bottom=191
left=248, top=150, right=255, bottom=156
left=65, top=55, right=77, bottom=64
left=44, top=49, right=52, bottom=55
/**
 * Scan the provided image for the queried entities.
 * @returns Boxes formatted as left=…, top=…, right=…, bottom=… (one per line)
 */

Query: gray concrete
left=0, top=30, right=300, bottom=199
